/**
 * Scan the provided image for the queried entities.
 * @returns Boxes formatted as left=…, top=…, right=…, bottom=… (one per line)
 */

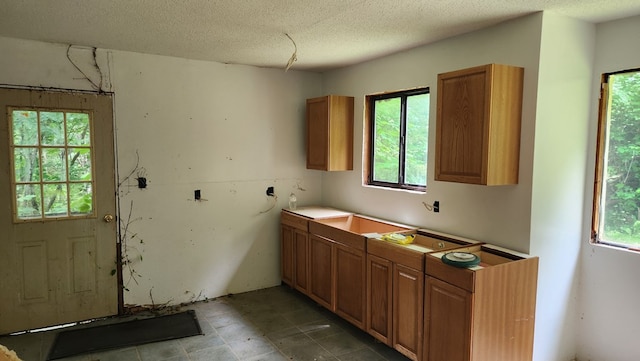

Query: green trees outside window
left=598, top=70, right=640, bottom=249
left=10, top=108, right=94, bottom=220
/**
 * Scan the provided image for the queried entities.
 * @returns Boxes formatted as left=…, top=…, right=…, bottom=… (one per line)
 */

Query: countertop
left=283, top=206, right=352, bottom=219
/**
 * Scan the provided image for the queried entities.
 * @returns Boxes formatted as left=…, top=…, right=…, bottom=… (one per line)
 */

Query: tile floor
left=0, top=286, right=410, bottom=361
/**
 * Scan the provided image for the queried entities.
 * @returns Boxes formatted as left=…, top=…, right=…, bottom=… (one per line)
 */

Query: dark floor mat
left=47, top=310, right=203, bottom=360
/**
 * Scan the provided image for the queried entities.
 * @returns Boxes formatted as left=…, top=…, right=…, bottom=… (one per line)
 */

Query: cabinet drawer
left=425, top=244, right=529, bottom=293
left=367, top=238, right=424, bottom=271
left=425, top=256, right=475, bottom=292
left=281, top=211, right=309, bottom=232
left=309, top=220, right=365, bottom=250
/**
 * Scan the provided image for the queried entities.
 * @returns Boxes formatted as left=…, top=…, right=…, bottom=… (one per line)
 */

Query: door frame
left=0, top=85, right=124, bottom=331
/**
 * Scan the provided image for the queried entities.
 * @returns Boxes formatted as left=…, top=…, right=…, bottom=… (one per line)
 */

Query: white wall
left=529, top=13, right=595, bottom=361
left=321, top=14, right=542, bottom=254
left=0, top=36, right=324, bottom=306
left=578, top=15, right=640, bottom=361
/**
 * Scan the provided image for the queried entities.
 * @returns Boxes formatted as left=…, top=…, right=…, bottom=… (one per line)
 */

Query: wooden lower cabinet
left=285, top=216, right=538, bottom=361
left=281, top=211, right=311, bottom=295
left=309, top=234, right=334, bottom=310
left=393, top=265, right=424, bottom=361
left=423, top=244, right=538, bottom=361
left=367, top=255, right=423, bottom=361
left=308, top=234, right=367, bottom=330
left=281, top=224, right=295, bottom=286
left=424, top=276, right=472, bottom=361
left=366, top=255, right=393, bottom=345
left=335, top=243, right=366, bottom=329
left=293, top=229, right=309, bottom=293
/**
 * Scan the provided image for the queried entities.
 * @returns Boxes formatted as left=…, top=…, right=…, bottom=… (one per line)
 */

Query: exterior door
left=0, top=88, right=118, bottom=334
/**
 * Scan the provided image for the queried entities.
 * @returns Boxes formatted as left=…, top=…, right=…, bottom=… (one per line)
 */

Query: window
left=593, top=69, right=640, bottom=250
left=365, top=88, right=429, bottom=191
left=9, top=108, right=95, bottom=221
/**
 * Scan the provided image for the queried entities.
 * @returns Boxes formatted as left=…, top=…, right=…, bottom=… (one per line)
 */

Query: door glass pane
left=68, top=148, right=92, bottom=181
left=9, top=107, right=95, bottom=221
left=42, top=148, right=67, bottom=182
left=67, top=113, right=91, bottom=146
left=13, top=148, right=41, bottom=182
left=40, top=112, right=65, bottom=146
left=70, top=182, right=93, bottom=215
left=15, top=184, right=42, bottom=219
left=43, top=183, right=68, bottom=217
left=11, top=110, right=38, bottom=145
left=373, top=98, right=400, bottom=183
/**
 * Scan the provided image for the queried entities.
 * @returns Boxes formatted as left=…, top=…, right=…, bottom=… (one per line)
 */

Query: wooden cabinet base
left=308, top=234, right=334, bottom=310
left=366, top=254, right=393, bottom=346
left=335, top=243, right=366, bottom=329
left=393, top=265, right=423, bottom=361
left=424, top=244, right=538, bottom=361
left=424, top=276, right=472, bottom=361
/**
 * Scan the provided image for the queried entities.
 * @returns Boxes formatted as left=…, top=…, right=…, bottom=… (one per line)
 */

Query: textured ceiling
left=1, top=0, right=639, bottom=72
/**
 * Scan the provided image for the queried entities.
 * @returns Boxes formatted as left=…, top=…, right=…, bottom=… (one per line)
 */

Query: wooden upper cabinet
left=435, top=64, right=524, bottom=185
left=306, top=95, right=354, bottom=171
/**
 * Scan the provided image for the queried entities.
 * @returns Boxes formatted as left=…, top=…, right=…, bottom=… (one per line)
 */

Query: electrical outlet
left=137, top=177, right=147, bottom=189
left=266, top=186, right=274, bottom=196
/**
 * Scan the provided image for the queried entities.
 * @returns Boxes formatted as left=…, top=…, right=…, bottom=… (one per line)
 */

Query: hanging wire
left=66, top=45, right=103, bottom=91
left=284, top=33, right=298, bottom=72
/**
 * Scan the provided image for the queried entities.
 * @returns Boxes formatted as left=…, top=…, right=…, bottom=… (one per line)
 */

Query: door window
left=9, top=108, right=95, bottom=221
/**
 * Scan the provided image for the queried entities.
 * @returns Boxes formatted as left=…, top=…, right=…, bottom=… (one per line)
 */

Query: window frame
left=364, top=87, right=429, bottom=192
left=591, top=68, right=640, bottom=251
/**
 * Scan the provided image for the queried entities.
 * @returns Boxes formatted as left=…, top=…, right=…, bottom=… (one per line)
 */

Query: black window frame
left=366, top=87, right=429, bottom=191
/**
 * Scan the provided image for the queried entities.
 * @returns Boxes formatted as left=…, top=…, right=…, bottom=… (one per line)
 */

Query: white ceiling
left=1, top=0, right=639, bottom=72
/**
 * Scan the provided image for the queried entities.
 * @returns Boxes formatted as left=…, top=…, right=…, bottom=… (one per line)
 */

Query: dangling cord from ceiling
left=285, top=33, right=298, bottom=72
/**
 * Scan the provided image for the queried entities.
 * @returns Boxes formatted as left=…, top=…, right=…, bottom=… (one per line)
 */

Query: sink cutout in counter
left=313, top=214, right=413, bottom=234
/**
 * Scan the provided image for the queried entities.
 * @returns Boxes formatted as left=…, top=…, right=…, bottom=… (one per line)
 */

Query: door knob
left=103, top=214, right=114, bottom=223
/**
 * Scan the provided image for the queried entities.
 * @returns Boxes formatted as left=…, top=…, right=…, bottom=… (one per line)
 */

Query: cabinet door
left=281, top=225, right=294, bottom=286
left=435, top=67, right=488, bottom=184
left=424, top=276, right=472, bottom=361
left=293, top=229, right=309, bottom=294
left=335, top=243, right=366, bottom=329
left=306, top=95, right=354, bottom=171
left=393, top=264, right=424, bottom=361
left=366, top=254, right=393, bottom=345
left=435, top=64, right=523, bottom=185
left=307, top=97, right=329, bottom=170
left=308, top=234, right=334, bottom=310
